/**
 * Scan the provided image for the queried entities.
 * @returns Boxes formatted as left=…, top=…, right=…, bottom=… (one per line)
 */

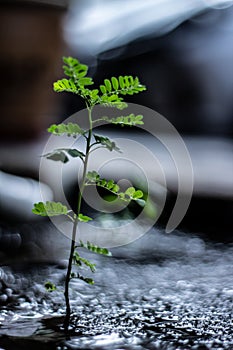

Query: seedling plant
left=32, top=57, right=146, bottom=331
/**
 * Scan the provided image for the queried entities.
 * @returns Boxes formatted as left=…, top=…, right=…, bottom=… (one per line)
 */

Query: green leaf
left=111, top=76, right=119, bottom=90
left=106, top=179, right=114, bottom=190
left=124, top=187, right=144, bottom=203
left=98, top=94, right=128, bottom=110
left=79, top=240, right=112, bottom=256
left=73, top=252, right=96, bottom=272
left=43, top=148, right=85, bottom=163
left=53, top=78, right=77, bottom=93
left=100, top=85, right=107, bottom=94
left=125, top=187, right=136, bottom=197
left=78, top=275, right=94, bottom=285
left=99, top=179, right=107, bottom=187
left=86, top=174, right=145, bottom=204
left=119, top=75, right=146, bottom=95
left=67, top=149, right=85, bottom=158
left=124, top=76, right=130, bottom=88
left=32, top=201, right=68, bottom=217
left=86, top=174, right=121, bottom=196
left=90, top=89, right=99, bottom=100
left=95, top=114, right=144, bottom=127
left=63, top=56, right=88, bottom=79
left=108, top=94, right=120, bottom=102
left=118, top=192, right=126, bottom=200
left=78, top=213, right=93, bottom=222
left=53, top=57, right=146, bottom=110
left=47, top=123, right=84, bottom=137
left=119, top=76, right=125, bottom=89
left=132, top=190, right=144, bottom=199
left=102, top=99, right=128, bottom=110
left=45, top=150, right=69, bottom=163
left=86, top=171, right=100, bottom=182
left=112, top=184, right=120, bottom=193
left=134, top=114, right=144, bottom=125
left=99, top=75, right=146, bottom=97
left=45, top=281, right=57, bottom=292
left=104, top=79, right=112, bottom=92
left=93, top=135, right=121, bottom=152
left=78, top=77, right=94, bottom=86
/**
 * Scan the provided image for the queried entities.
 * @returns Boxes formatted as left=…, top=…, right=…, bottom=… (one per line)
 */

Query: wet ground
left=0, top=227, right=233, bottom=349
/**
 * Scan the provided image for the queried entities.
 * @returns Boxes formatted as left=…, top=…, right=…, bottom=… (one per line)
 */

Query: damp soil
left=0, top=228, right=232, bottom=350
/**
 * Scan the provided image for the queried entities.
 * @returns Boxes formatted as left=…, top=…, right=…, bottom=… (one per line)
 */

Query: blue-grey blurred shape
left=65, top=0, right=233, bottom=56
left=0, top=171, right=53, bottom=221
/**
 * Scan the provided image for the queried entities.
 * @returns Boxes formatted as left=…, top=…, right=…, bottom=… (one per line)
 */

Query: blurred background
left=64, top=0, right=233, bottom=137
left=0, top=0, right=233, bottom=261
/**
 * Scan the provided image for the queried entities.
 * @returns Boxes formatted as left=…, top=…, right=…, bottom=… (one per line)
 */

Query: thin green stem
left=64, top=106, right=93, bottom=332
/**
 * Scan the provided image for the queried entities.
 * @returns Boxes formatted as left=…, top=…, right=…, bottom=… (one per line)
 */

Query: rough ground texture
left=0, top=227, right=232, bottom=349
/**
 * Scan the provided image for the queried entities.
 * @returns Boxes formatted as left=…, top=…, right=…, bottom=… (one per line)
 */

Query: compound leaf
left=79, top=240, right=112, bottom=256
left=63, top=56, right=88, bottom=79
left=99, top=75, right=146, bottom=97
left=94, top=114, right=144, bottom=127
left=78, top=77, right=94, bottom=86
left=47, top=123, right=84, bottom=137
left=113, top=114, right=144, bottom=126
left=98, top=94, right=127, bottom=110
left=73, top=252, right=96, bottom=272
left=124, top=187, right=144, bottom=203
left=86, top=174, right=121, bottom=196
left=43, top=148, right=85, bottom=163
left=85, top=173, right=145, bottom=205
left=53, top=78, right=77, bottom=93
left=32, top=201, right=68, bottom=217
left=93, top=135, right=121, bottom=152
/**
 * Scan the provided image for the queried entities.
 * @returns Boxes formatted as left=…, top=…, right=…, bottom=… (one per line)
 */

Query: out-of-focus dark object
left=0, top=0, right=68, bottom=141
left=65, top=1, right=233, bottom=136
left=94, top=7, right=233, bottom=136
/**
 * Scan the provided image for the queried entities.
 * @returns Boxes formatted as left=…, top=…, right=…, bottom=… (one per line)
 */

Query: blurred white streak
left=64, top=0, right=233, bottom=56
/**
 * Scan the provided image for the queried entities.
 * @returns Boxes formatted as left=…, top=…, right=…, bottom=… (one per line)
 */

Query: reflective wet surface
left=0, top=227, right=233, bottom=349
